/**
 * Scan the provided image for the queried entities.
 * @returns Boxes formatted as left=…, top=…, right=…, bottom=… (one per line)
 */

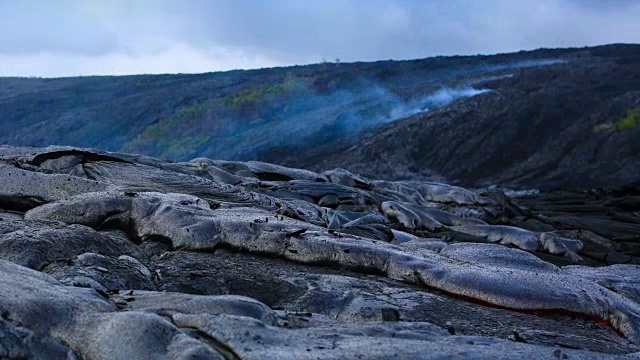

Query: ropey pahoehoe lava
left=2, top=144, right=640, bottom=359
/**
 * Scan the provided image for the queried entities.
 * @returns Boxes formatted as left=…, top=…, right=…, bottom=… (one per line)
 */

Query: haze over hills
left=1, top=44, right=639, bottom=189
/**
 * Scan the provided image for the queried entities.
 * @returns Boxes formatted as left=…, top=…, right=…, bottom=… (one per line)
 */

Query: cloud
left=0, top=42, right=281, bottom=77
left=0, top=0, right=639, bottom=77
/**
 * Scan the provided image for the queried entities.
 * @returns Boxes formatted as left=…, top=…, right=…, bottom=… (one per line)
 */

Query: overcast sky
left=0, top=0, right=639, bottom=77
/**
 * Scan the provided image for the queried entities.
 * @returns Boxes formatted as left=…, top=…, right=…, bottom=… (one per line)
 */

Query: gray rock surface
left=2, top=145, right=640, bottom=358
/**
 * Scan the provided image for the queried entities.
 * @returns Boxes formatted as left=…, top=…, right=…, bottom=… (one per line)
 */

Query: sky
left=0, top=0, right=639, bottom=77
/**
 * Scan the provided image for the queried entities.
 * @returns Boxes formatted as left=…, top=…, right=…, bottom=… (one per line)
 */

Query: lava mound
left=2, top=145, right=640, bottom=359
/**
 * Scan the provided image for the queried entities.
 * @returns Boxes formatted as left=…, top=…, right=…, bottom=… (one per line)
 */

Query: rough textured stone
left=171, top=313, right=619, bottom=360
left=3, top=145, right=640, bottom=358
left=0, top=162, right=110, bottom=211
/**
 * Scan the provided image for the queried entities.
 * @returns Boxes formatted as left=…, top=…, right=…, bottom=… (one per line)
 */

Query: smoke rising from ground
left=188, top=58, right=566, bottom=161
left=229, top=84, right=492, bottom=160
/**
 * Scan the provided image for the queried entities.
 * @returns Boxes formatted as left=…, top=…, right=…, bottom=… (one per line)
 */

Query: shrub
left=223, top=77, right=305, bottom=108
left=592, top=108, right=640, bottom=133
left=614, top=108, right=640, bottom=130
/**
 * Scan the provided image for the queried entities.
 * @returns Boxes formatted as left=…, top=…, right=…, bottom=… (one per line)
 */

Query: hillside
left=286, top=44, right=640, bottom=189
left=0, top=48, right=580, bottom=158
left=1, top=44, right=639, bottom=190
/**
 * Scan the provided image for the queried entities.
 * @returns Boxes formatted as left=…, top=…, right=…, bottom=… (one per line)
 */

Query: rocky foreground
left=2, top=145, right=640, bottom=359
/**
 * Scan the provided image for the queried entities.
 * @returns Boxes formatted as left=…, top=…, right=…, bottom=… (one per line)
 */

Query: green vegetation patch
left=614, top=108, right=640, bottom=130
left=223, top=78, right=304, bottom=108
left=121, top=77, right=307, bottom=160
left=593, top=107, right=640, bottom=133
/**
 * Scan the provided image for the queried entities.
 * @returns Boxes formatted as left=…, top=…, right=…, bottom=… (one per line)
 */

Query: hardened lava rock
left=2, top=145, right=640, bottom=358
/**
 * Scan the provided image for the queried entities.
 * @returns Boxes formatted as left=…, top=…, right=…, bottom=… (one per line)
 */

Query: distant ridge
left=2, top=44, right=640, bottom=189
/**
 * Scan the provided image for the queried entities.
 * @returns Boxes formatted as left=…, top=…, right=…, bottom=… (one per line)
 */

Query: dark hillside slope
left=1, top=47, right=584, bottom=162
left=2, top=44, right=639, bottom=189
left=289, top=44, right=640, bottom=189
